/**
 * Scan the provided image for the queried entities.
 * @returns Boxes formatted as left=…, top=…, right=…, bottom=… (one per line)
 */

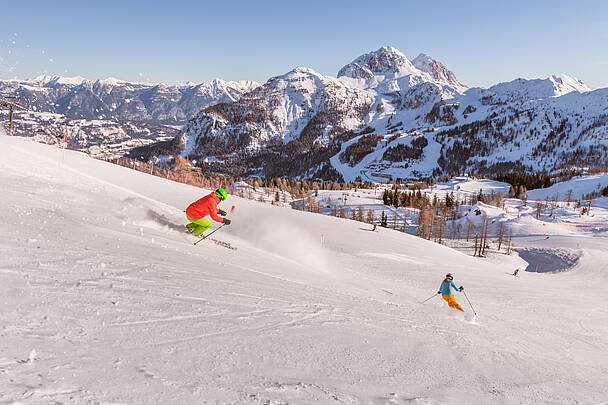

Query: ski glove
left=218, top=209, right=227, bottom=216
left=437, top=291, right=441, bottom=294
left=459, top=286, right=464, bottom=292
left=223, top=219, right=231, bottom=225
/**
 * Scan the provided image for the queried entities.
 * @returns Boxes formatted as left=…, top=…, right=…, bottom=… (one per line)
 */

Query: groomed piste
left=1, top=135, right=607, bottom=404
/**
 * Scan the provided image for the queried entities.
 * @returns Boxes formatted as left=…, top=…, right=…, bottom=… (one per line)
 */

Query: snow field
left=527, top=173, right=608, bottom=201
left=1, top=135, right=608, bottom=403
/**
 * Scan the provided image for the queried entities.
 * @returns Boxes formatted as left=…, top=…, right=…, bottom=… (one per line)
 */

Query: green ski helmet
left=215, top=188, right=227, bottom=201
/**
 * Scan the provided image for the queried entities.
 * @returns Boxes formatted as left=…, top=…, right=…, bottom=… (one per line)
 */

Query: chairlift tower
left=0, top=95, right=28, bottom=136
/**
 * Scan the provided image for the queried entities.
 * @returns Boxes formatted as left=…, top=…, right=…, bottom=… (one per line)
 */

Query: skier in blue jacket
left=438, top=273, right=464, bottom=311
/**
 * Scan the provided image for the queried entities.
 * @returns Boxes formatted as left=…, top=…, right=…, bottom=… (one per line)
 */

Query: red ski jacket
left=186, top=192, right=224, bottom=222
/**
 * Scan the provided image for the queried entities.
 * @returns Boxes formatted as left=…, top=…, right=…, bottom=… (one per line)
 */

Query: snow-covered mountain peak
left=548, top=74, right=591, bottom=94
left=53, top=76, right=88, bottom=86
left=208, top=78, right=237, bottom=89
left=411, top=53, right=467, bottom=90
left=486, top=73, right=593, bottom=103
left=337, top=46, right=419, bottom=79
left=202, top=78, right=234, bottom=91
left=32, top=74, right=87, bottom=86
left=269, top=66, right=346, bottom=90
left=95, top=77, right=129, bottom=86
left=190, top=78, right=259, bottom=102
left=288, top=66, right=322, bottom=76
left=32, top=74, right=54, bottom=83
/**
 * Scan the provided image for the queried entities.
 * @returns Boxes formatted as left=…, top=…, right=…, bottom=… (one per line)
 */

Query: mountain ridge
left=0, top=75, right=259, bottom=158
left=174, top=46, right=603, bottom=181
left=3, top=46, right=603, bottom=179
left=1, top=75, right=260, bottom=124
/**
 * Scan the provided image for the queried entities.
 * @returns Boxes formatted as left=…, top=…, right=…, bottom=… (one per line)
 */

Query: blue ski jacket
left=438, top=279, right=461, bottom=295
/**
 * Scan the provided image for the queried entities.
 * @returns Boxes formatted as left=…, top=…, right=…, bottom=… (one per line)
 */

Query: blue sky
left=1, top=0, right=607, bottom=88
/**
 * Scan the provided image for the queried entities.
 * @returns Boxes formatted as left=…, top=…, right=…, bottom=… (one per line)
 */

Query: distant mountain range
left=0, top=76, right=259, bottom=157
left=1, top=75, right=259, bottom=124
left=173, top=46, right=606, bottom=181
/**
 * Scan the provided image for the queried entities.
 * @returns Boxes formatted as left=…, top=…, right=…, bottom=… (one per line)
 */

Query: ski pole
left=462, top=290, right=477, bottom=316
left=194, top=223, right=226, bottom=246
left=421, top=293, right=439, bottom=304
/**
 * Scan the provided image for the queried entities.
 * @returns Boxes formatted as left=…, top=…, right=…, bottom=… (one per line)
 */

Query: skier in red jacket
left=186, top=188, right=231, bottom=236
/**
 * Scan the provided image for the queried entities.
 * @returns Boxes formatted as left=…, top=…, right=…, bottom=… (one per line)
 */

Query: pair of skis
left=193, top=223, right=225, bottom=245
left=193, top=224, right=237, bottom=250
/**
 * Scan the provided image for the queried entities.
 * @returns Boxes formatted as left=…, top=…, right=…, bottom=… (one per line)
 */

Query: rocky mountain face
left=1, top=76, right=259, bottom=158
left=175, top=46, right=606, bottom=181
left=178, top=67, right=375, bottom=179
left=337, top=46, right=420, bottom=79
left=411, top=53, right=466, bottom=90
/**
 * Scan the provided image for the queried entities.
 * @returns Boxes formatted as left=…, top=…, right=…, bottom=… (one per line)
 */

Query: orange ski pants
left=442, top=295, right=464, bottom=312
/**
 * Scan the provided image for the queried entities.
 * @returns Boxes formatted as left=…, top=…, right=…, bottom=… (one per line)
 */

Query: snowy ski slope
left=1, top=135, right=607, bottom=404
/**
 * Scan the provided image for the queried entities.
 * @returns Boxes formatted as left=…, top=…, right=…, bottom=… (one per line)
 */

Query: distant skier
left=372, top=223, right=377, bottom=231
left=512, top=269, right=519, bottom=277
left=437, top=273, right=464, bottom=312
left=186, top=188, right=231, bottom=236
